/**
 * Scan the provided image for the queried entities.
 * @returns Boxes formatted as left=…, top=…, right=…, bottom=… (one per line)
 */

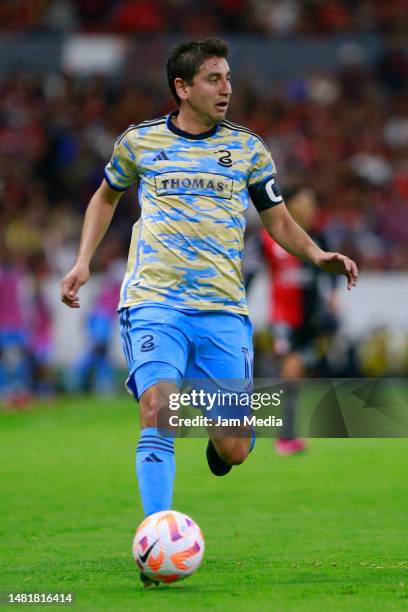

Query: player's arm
left=247, top=139, right=358, bottom=290
left=61, top=180, right=123, bottom=308
left=260, top=204, right=358, bottom=290
left=61, top=128, right=139, bottom=308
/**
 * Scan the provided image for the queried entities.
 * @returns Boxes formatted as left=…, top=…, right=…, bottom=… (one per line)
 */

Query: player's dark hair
left=166, top=38, right=229, bottom=105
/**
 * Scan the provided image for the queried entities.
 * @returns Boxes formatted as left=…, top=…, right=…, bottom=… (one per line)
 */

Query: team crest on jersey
left=154, top=172, right=234, bottom=200
left=217, top=149, right=233, bottom=167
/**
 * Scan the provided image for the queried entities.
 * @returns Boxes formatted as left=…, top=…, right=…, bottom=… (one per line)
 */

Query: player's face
left=182, top=57, right=232, bottom=125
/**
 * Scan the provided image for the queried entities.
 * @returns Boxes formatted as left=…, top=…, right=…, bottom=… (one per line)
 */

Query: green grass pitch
left=1, top=396, right=408, bottom=611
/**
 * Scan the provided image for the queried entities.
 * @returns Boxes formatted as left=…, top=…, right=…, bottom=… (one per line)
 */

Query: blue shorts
left=119, top=304, right=253, bottom=402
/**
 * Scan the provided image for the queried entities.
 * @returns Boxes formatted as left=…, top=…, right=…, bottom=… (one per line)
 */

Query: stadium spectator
left=2, top=0, right=408, bottom=35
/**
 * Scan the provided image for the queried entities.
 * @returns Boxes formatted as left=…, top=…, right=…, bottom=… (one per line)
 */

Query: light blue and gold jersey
left=104, top=111, right=282, bottom=314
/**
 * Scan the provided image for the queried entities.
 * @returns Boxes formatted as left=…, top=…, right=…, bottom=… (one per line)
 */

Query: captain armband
left=248, top=176, right=284, bottom=212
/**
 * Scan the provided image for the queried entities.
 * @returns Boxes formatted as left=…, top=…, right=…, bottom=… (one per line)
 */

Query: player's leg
left=208, top=409, right=255, bottom=475
left=136, top=379, right=179, bottom=516
left=274, top=324, right=305, bottom=455
left=0, top=330, right=32, bottom=406
left=119, top=306, right=188, bottom=516
left=281, top=351, right=304, bottom=440
left=206, top=434, right=253, bottom=476
left=270, top=323, right=306, bottom=454
left=276, top=351, right=306, bottom=455
left=88, top=312, right=115, bottom=393
left=132, top=377, right=182, bottom=589
left=187, top=312, right=255, bottom=475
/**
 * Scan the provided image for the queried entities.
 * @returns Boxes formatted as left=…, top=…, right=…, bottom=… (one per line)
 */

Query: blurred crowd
left=1, top=6, right=408, bottom=404
left=1, top=40, right=407, bottom=271
left=1, top=0, right=407, bottom=35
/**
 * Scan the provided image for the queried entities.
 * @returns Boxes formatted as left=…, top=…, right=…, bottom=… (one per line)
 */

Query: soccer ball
left=133, top=510, right=204, bottom=584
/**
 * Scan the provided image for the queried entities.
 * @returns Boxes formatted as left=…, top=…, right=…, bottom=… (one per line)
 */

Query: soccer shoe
left=206, top=440, right=232, bottom=476
left=276, top=438, right=306, bottom=456
left=139, top=572, right=159, bottom=588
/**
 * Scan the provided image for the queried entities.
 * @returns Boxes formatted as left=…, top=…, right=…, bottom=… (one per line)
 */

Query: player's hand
left=60, top=263, right=90, bottom=308
left=316, top=252, right=358, bottom=290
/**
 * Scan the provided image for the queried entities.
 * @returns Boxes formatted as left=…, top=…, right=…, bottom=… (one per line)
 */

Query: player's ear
left=174, top=77, right=189, bottom=101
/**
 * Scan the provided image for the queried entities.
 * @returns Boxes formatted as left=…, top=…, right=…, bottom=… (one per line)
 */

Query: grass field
left=1, top=395, right=408, bottom=611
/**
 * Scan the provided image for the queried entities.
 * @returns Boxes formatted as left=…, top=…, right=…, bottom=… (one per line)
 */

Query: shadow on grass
left=134, top=584, right=228, bottom=594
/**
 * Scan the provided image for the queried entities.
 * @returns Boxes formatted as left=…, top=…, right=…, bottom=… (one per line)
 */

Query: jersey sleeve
left=104, top=129, right=139, bottom=191
left=247, top=139, right=283, bottom=212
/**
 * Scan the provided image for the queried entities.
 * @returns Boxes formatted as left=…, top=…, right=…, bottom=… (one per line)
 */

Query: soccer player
left=262, top=186, right=339, bottom=455
left=61, top=38, right=358, bottom=583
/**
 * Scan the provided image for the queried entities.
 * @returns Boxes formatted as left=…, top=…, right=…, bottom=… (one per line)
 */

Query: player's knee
left=140, top=394, right=166, bottom=426
left=141, top=399, right=159, bottom=426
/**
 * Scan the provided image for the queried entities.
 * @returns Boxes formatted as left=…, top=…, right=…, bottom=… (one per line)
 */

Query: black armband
left=248, top=176, right=283, bottom=212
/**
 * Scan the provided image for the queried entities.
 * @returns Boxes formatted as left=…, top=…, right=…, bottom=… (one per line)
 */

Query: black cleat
left=140, top=572, right=159, bottom=588
left=206, top=440, right=232, bottom=476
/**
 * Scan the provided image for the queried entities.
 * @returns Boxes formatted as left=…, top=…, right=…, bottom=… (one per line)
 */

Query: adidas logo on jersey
left=154, top=151, right=169, bottom=161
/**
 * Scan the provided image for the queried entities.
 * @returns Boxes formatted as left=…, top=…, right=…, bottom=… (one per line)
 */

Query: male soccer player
left=262, top=186, right=339, bottom=455
left=61, top=38, right=357, bottom=582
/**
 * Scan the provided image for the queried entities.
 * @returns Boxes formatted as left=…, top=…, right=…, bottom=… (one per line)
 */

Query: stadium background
left=2, top=3, right=408, bottom=611
left=0, top=0, right=407, bottom=400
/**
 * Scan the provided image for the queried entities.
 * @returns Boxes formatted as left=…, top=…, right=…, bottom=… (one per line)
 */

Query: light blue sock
left=136, top=427, right=175, bottom=516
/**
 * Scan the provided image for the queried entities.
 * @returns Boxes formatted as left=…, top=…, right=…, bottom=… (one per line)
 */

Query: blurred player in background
left=262, top=186, right=339, bottom=454
left=61, top=38, right=357, bottom=586
left=28, top=252, right=54, bottom=398
left=0, top=245, right=32, bottom=408
left=66, top=244, right=122, bottom=395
